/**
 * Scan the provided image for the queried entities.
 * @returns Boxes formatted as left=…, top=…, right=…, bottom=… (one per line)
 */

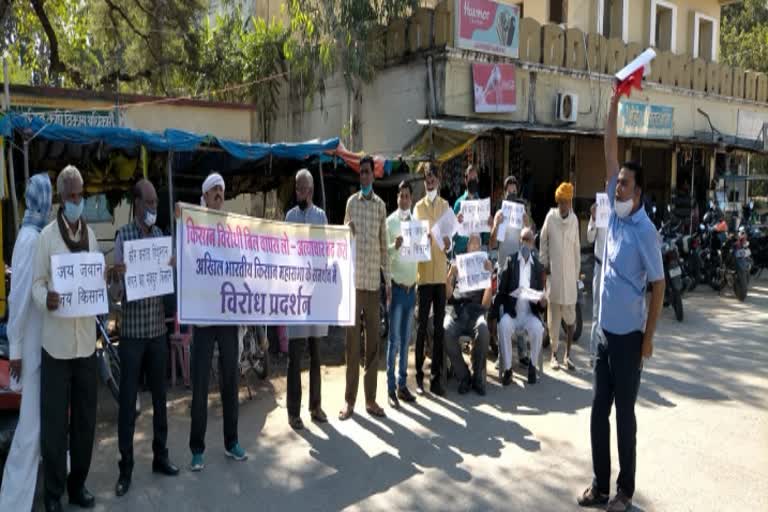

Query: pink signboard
left=472, top=63, right=516, bottom=113
left=456, top=0, right=520, bottom=58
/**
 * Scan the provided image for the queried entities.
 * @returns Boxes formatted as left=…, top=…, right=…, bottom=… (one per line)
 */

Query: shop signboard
left=617, top=101, right=674, bottom=139
left=472, top=63, right=516, bottom=113
left=456, top=0, right=520, bottom=59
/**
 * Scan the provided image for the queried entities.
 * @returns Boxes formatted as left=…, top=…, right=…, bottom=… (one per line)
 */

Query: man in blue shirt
left=578, top=90, right=665, bottom=512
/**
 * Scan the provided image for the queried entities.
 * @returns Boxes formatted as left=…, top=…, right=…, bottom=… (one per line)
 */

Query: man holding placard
left=453, top=164, right=493, bottom=255
left=587, top=192, right=609, bottom=366
left=384, top=181, right=419, bottom=409
left=444, top=234, right=493, bottom=396
left=112, top=180, right=179, bottom=497
left=413, top=163, right=453, bottom=397
left=32, top=165, right=101, bottom=512
left=491, top=176, right=531, bottom=270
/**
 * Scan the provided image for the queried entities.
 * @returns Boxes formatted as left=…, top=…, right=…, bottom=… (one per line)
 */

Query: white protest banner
left=455, top=252, right=491, bottom=293
left=510, top=287, right=545, bottom=302
left=177, top=204, right=355, bottom=326
left=496, top=201, right=525, bottom=242
left=430, top=207, right=459, bottom=244
left=400, top=220, right=431, bottom=262
left=459, top=198, right=491, bottom=236
left=51, top=252, right=108, bottom=317
left=596, top=193, right=610, bottom=228
left=124, top=237, right=175, bottom=302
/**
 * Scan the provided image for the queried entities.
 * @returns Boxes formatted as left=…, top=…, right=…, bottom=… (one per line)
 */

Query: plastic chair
left=169, top=316, right=193, bottom=388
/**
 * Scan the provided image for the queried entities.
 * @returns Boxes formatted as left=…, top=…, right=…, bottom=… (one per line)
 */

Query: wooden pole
left=167, top=151, right=174, bottom=239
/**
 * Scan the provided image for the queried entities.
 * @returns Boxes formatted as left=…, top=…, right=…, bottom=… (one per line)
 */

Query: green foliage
left=720, top=0, right=768, bottom=72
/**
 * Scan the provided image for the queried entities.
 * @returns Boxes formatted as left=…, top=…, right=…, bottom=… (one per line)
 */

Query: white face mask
left=398, top=208, right=410, bottom=220
left=615, top=198, right=634, bottom=218
left=144, top=210, right=157, bottom=227
left=427, top=189, right=438, bottom=202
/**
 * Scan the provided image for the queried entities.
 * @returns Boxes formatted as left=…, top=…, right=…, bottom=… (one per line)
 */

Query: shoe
left=606, top=489, right=633, bottom=512
left=472, top=381, right=486, bottom=396
left=577, top=485, right=609, bottom=507
left=152, top=457, right=180, bottom=476
left=190, top=453, right=205, bottom=472
left=388, top=391, right=400, bottom=409
left=458, top=376, right=472, bottom=394
left=430, top=381, right=446, bottom=397
left=115, top=474, right=131, bottom=497
left=289, top=415, right=305, bottom=430
left=550, top=356, right=560, bottom=370
left=397, top=386, right=417, bottom=403
left=528, top=363, right=537, bottom=384
left=44, top=495, right=63, bottom=512
left=519, top=356, right=531, bottom=368
left=416, top=379, right=425, bottom=395
left=338, top=403, right=354, bottom=421
left=502, top=369, right=513, bottom=386
left=225, top=443, right=248, bottom=461
left=565, top=357, right=576, bottom=371
left=310, top=408, right=328, bottom=423
left=68, top=487, right=95, bottom=508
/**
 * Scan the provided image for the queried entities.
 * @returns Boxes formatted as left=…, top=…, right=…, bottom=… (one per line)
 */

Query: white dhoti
left=498, top=312, right=545, bottom=372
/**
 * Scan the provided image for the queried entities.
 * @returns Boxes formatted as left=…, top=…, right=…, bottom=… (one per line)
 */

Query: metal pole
left=166, top=151, right=174, bottom=239
left=2, top=56, right=9, bottom=112
left=23, top=139, right=30, bottom=183
left=7, top=143, right=19, bottom=235
left=318, top=159, right=327, bottom=211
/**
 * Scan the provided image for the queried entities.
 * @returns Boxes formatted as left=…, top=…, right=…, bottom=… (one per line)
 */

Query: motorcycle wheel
left=734, top=268, right=748, bottom=302
left=672, top=290, right=684, bottom=322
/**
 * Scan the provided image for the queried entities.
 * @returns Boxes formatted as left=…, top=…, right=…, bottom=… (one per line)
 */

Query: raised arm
left=605, top=91, right=621, bottom=182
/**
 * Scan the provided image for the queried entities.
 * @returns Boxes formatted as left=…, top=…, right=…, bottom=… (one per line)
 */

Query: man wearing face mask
left=540, top=181, right=581, bottom=371
left=32, top=165, right=100, bottom=512
left=495, top=228, right=547, bottom=386
left=111, top=180, right=179, bottom=497
left=188, top=172, right=248, bottom=471
left=384, top=180, right=419, bottom=409
left=490, top=176, right=534, bottom=272
left=0, top=173, right=52, bottom=512
left=453, top=164, right=493, bottom=255
left=577, top=90, right=665, bottom=512
left=284, top=169, right=328, bottom=429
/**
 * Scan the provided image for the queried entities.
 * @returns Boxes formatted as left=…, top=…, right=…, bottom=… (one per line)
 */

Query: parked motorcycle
left=660, top=227, right=685, bottom=322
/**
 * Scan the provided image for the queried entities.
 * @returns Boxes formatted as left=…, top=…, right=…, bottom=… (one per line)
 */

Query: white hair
left=520, top=227, right=534, bottom=241
left=295, top=169, right=313, bottom=187
left=57, top=165, right=83, bottom=197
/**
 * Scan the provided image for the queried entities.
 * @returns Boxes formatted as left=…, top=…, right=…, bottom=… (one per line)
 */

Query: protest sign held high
left=458, top=198, right=491, bottom=236
left=177, top=204, right=356, bottom=326
left=400, top=220, right=431, bottom=262
left=496, top=201, right=525, bottom=242
left=124, top=237, right=175, bottom=302
left=51, top=252, right=108, bottom=317
left=596, top=193, right=610, bottom=228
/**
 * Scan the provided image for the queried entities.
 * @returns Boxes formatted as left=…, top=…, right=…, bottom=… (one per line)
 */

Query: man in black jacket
left=494, top=228, right=547, bottom=385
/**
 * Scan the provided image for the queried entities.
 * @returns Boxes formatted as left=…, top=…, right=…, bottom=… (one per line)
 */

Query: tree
left=720, top=0, right=768, bottom=73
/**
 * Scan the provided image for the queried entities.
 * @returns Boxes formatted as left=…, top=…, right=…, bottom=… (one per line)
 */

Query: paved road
left=78, top=277, right=767, bottom=511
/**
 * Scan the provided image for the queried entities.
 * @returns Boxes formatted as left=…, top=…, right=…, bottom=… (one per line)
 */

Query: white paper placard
left=51, top=252, right=108, bottom=317
left=458, top=198, right=491, bottom=236
left=456, top=252, right=491, bottom=293
left=510, top=287, right=544, bottom=302
left=430, top=207, right=460, bottom=245
left=596, top=193, right=610, bottom=228
left=399, top=220, right=431, bottom=262
left=124, top=237, right=175, bottom=302
left=496, top=201, right=525, bottom=242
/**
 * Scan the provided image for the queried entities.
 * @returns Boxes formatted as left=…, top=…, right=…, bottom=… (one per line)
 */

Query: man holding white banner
left=32, top=165, right=100, bottom=512
left=453, top=164, right=493, bottom=255
left=444, top=234, right=493, bottom=396
left=112, top=180, right=179, bottom=497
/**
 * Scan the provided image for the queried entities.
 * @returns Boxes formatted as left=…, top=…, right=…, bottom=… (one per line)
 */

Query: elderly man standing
left=189, top=172, right=248, bottom=471
left=340, top=156, right=391, bottom=420
left=32, top=166, right=99, bottom=512
left=577, top=90, right=665, bottom=512
left=540, top=181, right=581, bottom=371
left=0, top=173, right=52, bottom=511
left=112, top=180, right=179, bottom=497
left=285, top=169, right=328, bottom=429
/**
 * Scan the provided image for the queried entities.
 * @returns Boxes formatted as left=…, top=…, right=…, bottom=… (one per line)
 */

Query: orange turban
left=555, top=182, right=574, bottom=202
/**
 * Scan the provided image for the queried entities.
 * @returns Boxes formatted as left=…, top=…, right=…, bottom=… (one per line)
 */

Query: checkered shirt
left=344, top=191, right=391, bottom=291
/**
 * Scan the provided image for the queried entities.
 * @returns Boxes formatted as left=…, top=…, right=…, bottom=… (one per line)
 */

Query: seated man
left=444, top=234, right=493, bottom=396
left=495, top=228, right=547, bottom=385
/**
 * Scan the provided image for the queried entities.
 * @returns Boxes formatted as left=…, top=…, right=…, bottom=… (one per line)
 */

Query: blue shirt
left=452, top=191, right=490, bottom=255
left=285, top=204, right=328, bottom=225
left=599, top=175, right=664, bottom=335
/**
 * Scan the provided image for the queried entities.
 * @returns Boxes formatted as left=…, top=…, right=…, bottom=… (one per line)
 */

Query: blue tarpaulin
left=0, top=113, right=339, bottom=161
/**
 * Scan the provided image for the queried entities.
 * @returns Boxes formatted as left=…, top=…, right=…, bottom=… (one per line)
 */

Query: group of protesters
left=0, top=89, right=663, bottom=512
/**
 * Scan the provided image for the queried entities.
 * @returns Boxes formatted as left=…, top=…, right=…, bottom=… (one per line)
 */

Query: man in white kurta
left=0, top=173, right=52, bottom=510
left=540, top=182, right=581, bottom=371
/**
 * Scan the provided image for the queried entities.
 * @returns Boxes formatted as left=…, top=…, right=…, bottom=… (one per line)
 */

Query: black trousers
left=118, top=335, right=169, bottom=474
left=286, top=337, right=322, bottom=418
left=40, top=349, right=98, bottom=499
left=591, top=330, right=643, bottom=498
left=189, top=326, right=239, bottom=454
left=415, top=284, right=446, bottom=387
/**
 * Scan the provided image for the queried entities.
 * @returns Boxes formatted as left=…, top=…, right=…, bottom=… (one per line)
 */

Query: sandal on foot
left=577, top=486, right=609, bottom=508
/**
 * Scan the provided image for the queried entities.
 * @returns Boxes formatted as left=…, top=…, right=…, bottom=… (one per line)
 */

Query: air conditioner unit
left=555, top=92, right=578, bottom=123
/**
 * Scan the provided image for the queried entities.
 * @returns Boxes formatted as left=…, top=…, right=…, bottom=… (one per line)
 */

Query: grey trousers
left=444, top=303, right=490, bottom=388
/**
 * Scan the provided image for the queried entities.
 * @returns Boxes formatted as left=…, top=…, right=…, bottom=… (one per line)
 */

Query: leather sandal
left=338, top=403, right=354, bottom=421
left=310, top=408, right=328, bottom=423
left=365, top=403, right=386, bottom=418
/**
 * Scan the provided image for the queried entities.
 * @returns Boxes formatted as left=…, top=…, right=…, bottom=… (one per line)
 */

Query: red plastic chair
left=169, top=316, right=193, bottom=388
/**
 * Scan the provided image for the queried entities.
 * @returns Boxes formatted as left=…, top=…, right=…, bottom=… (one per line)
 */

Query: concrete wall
left=123, top=105, right=253, bottom=141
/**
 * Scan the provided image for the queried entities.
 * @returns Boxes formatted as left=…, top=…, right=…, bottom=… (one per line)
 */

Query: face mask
left=560, top=209, right=569, bottom=219
left=506, top=191, right=517, bottom=201
left=467, top=178, right=479, bottom=195
left=63, top=199, right=84, bottom=223
left=361, top=184, right=373, bottom=196
left=144, top=208, right=157, bottom=227
left=520, top=246, right=531, bottom=261
left=398, top=208, right=410, bottom=220
left=615, top=198, right=634, bottom=218
left=427, top=189, right=438, bottom=202
left=298, top=199, right=309, bottom=210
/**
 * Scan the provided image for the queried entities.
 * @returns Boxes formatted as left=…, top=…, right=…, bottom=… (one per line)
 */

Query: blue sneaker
left=224, top=443, right=248, bottom=461
left=190, top=453, right=204, bottom=472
